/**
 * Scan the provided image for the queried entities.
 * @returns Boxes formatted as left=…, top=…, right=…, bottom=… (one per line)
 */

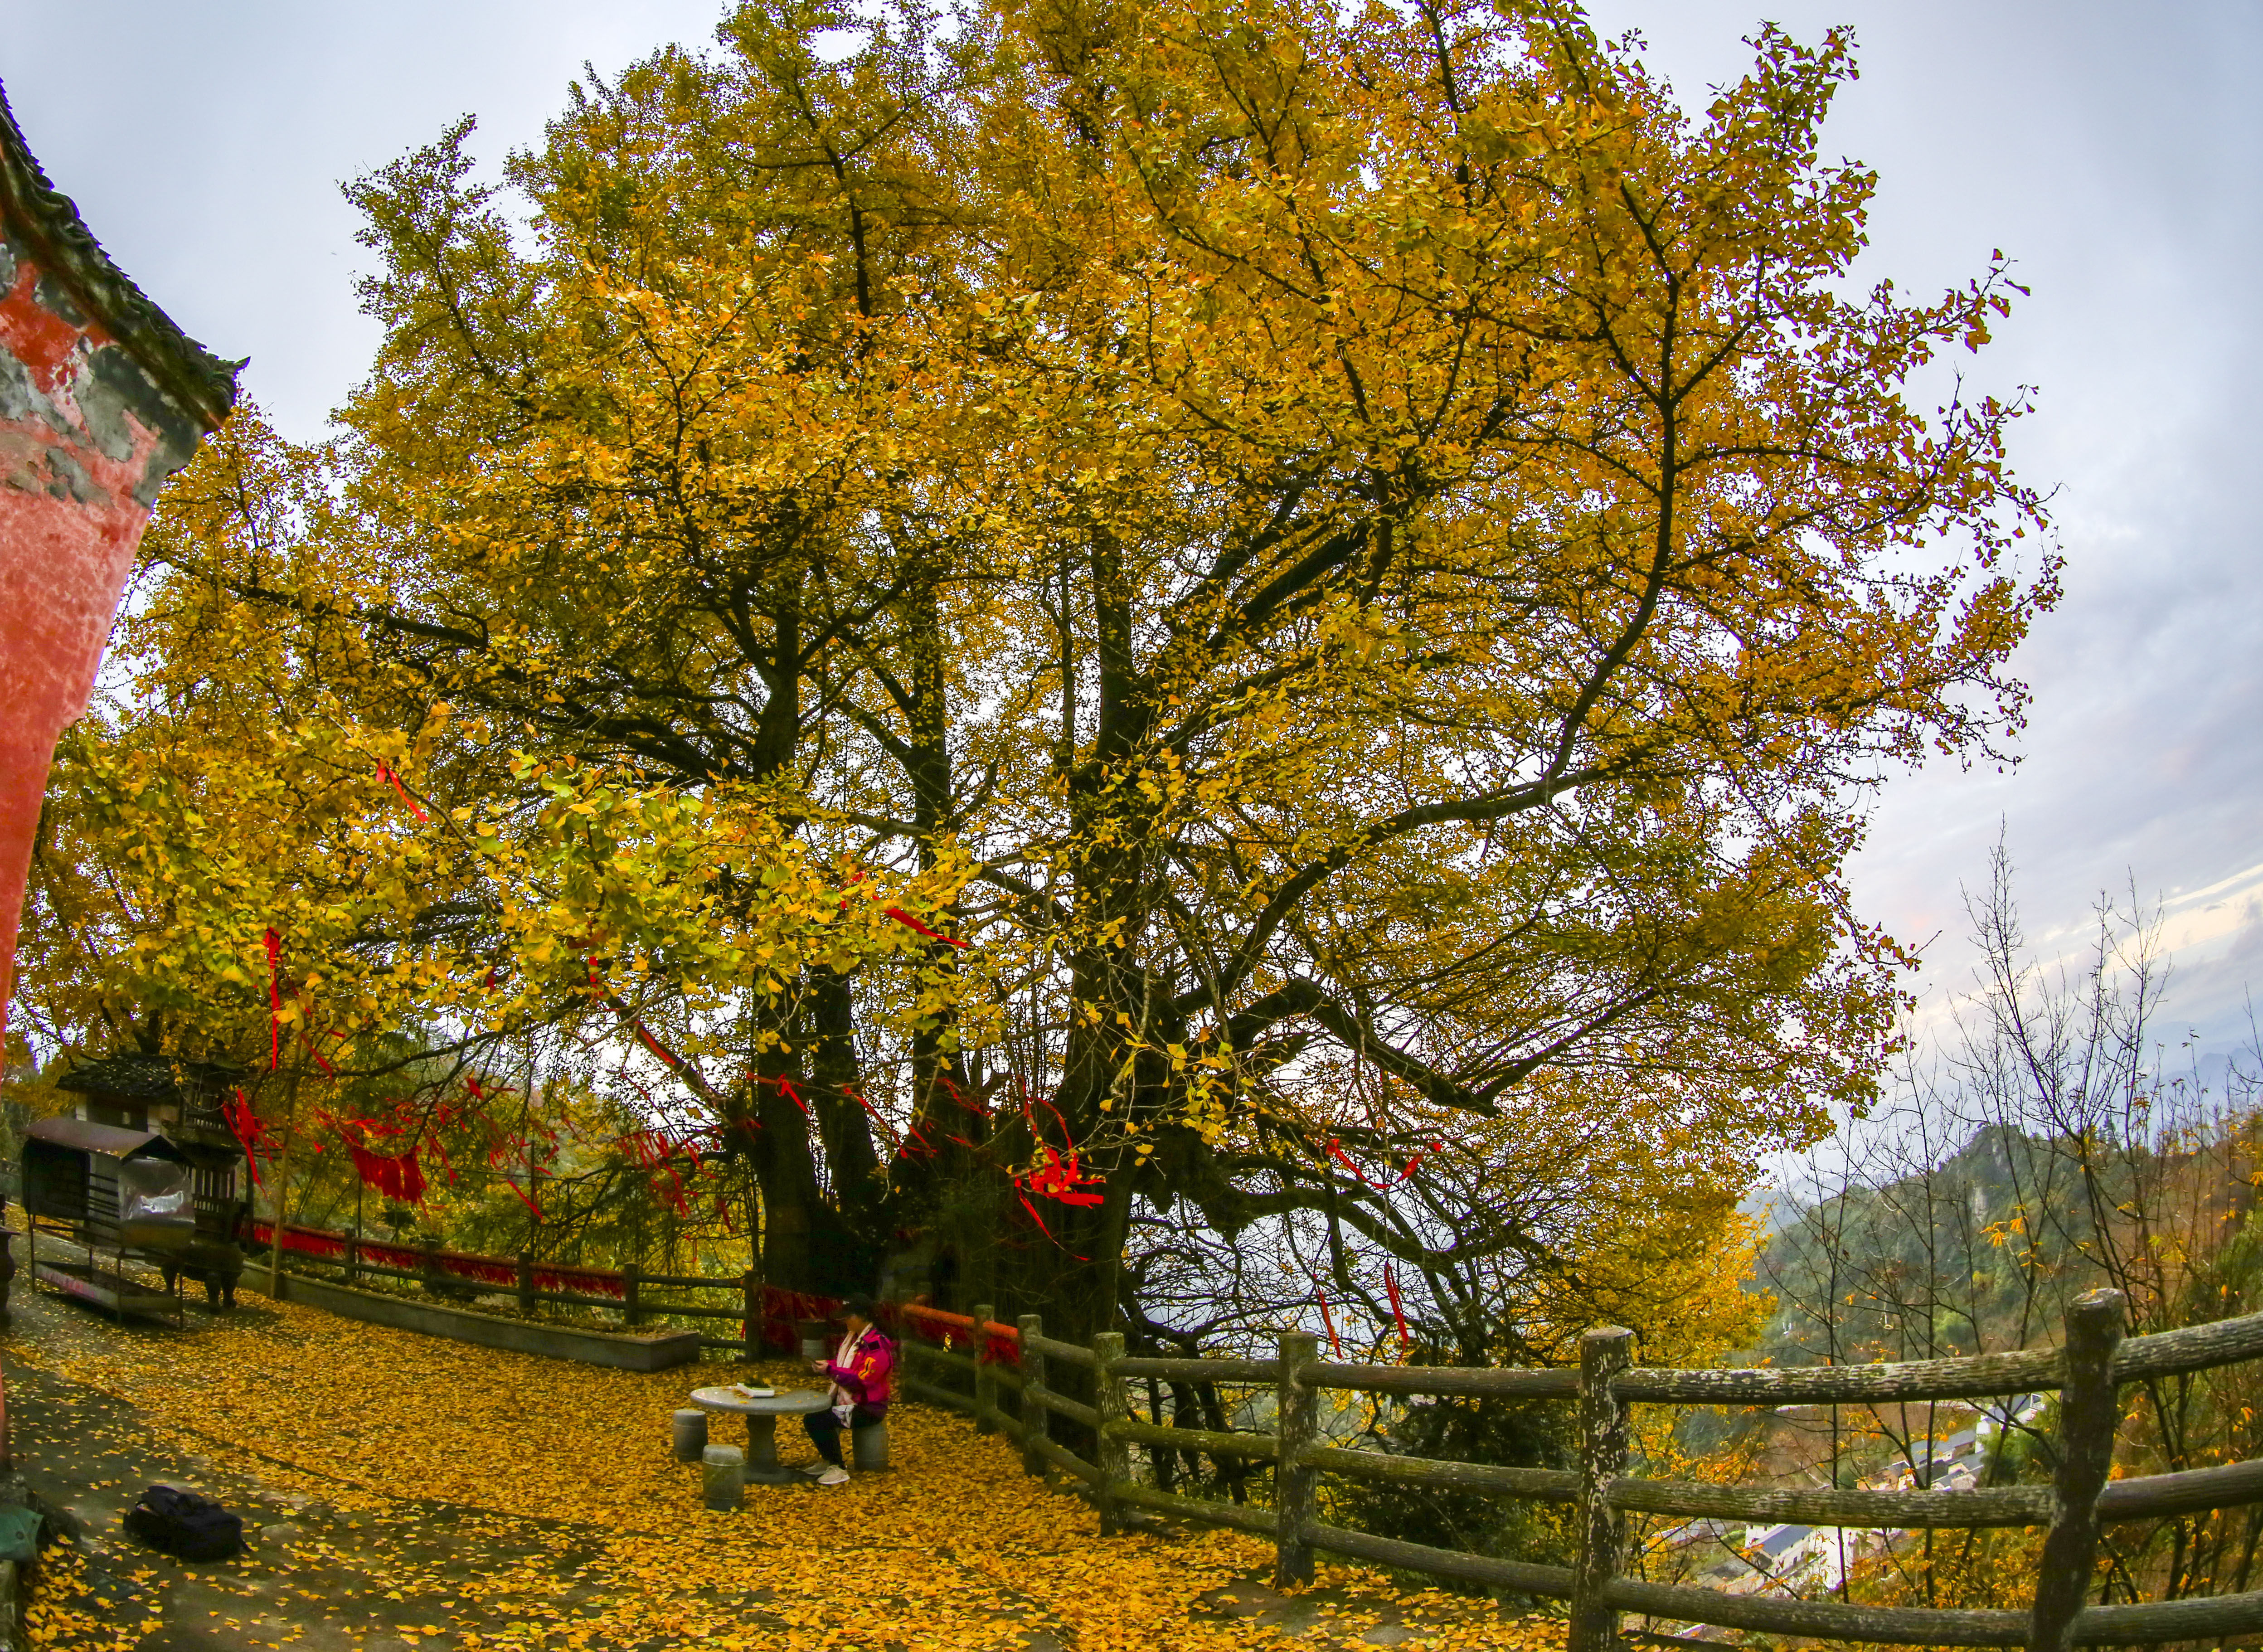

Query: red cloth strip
left=885, top=907, right=971, bottom=949
left=534, top=1268, right=626, bottom=1299
left=374, top=759, right=429, bottom=822
left=1384, top=1264, right=1411, bottom=1353
left=438, top=1254, right=517, bottom=1288
left=1015, top=1192, right=1089, bottom=1260
left=224, top=1087, right=268, bottom=1186
left=1017, top=1080, right=1077, bottom=1155
left=1326, top=1137, right=1375, bottom=1188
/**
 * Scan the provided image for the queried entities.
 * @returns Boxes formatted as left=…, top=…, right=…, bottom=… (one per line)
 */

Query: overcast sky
left=8, top=0, right=2259, bottom=1059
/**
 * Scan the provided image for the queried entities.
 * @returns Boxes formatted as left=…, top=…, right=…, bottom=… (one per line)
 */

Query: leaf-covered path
left=4, top=1286, right=1558, bottom=1651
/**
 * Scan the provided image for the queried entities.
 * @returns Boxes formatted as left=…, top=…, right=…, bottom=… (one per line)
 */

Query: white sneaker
left=816, top=1466, right=849, bottom=1487
left=796, top=1462, right=826, bottom=1478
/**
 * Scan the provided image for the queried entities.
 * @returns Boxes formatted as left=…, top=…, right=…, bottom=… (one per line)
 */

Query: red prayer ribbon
left=302, top=1025, right=342, bottom=1078
left=1023, top=1145, right=1105, bottom=1206
left=885, top=907, right=971, bottom=949
left=1316, top=1287, right=1345, bottom=1359
left=374, top=760, right=429, bottom=822
left=845, top=1085, right=900, bottom=1156
left=1384, top=1263, right=1411, bottom=1353
left=224, top=1088, right=268, bottom=1186
left=1326, top=1137, right=1375, bottom=1188
left=1019, top=1080, right=1076, bottom=1154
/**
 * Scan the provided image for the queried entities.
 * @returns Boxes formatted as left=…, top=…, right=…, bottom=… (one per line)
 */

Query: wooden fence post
left=1274, top=1329, right=1320, bottom=1588
left=623, top=1263, right=643, bottom=1327
left=421, top=1239, right=441, bottom=1297
left=1093, top=1331, right=1129, bottom=1535
left=345, top=1233, right=360, bottom=1289
left=1020, top=1313, right=1048, bottom=1476
left=741, top=1269, right=761, bottom=1361
left=2029, top=1288, right=2126, bottom=1652
left=516, top=1251, right=535, bottom=1318
left=971, top=1304, right=997, bottom=1432
left=1570, top=1326, right=1634, bottom=1652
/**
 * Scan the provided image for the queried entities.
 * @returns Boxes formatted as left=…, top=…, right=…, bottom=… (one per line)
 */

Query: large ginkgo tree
left=22, top=0, right=2055, bottom=1361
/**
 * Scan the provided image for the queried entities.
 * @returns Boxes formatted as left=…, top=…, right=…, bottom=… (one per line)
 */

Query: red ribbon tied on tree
left=1011, top=1145, right=1104, bottom=1259
left=224, top=1088, right=271, bottom=1185
left=1326, top=1137, right=1375, bottom=1188
left=1023, top=1145, right=1105, bottom=1207
left=331, top=1113, right=427, bottom=1204
left=884, top=907, right=971, bottom=949
left=374, top=759, right=428, bottom=822
left=1384, top=1263, right=1412, bottom=1354
left=1399, top=1142, right=1444, bottom=1183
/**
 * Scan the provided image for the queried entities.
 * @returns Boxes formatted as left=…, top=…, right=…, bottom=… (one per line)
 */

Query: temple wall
left=0, top=228, right=206, bottom=1029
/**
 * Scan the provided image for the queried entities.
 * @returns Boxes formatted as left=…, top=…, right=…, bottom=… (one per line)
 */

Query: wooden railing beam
left=1301, top=1445, right=1578, bottom=1501
left=1112, top=1418, right=1277, bottom=1460
left=1611, top=1477, right=2052, bottom=1529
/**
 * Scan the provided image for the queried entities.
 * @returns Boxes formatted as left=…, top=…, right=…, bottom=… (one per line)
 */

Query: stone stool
left=702, top=1443, right=745, bottom=1511
left=672, top=1408, right=709, bottom=1463
left=851, top=1420, right=890, bottom=1472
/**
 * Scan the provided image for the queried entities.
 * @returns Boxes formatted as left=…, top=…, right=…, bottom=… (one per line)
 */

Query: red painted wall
left=0, top=236, right=207, bottom=1035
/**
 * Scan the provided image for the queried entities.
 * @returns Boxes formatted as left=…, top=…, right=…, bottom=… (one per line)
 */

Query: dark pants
left=804, top=1403, right=886, bottom=1466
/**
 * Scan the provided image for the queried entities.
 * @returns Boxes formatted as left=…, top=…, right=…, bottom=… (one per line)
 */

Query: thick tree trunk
left=809, top=964, right=883, bottom=1225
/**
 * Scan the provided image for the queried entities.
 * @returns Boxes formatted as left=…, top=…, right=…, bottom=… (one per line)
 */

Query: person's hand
left=810, top=1359, right=827, bottom=1374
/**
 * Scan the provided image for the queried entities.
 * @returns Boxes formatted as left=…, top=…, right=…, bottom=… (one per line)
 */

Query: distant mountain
left=1746, top=1123, right=2105, bottom=1368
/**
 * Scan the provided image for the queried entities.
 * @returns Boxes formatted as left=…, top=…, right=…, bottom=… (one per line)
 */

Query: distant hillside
left=1749, top=1124, right=2122, bottom=1368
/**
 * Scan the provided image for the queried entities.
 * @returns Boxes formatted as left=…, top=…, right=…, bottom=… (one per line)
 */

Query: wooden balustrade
left=891, top=1288, right=2263, bottom=1644
left=254, top=1221, right=2263, bottom=1636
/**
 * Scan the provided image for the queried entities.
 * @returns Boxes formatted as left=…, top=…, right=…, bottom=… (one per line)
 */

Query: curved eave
left=0, top=77, right=242, bottom=432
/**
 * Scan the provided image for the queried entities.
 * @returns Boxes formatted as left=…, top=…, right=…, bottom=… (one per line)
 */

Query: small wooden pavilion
left=20, top=1054, right=249, bottom=1322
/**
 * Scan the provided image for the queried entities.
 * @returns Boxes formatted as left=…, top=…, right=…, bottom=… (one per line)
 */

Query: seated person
left=801, top=1296, right=894, bottom=1486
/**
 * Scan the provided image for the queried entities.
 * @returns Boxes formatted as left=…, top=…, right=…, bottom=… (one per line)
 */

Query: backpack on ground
left=125, top=1486, right=242, bottom=1561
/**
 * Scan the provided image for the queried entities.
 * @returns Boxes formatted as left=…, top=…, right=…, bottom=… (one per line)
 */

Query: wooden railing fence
left=889, top=1288, right=2263, bottom=1649
left=249, top=1219, right=839, bottom=1359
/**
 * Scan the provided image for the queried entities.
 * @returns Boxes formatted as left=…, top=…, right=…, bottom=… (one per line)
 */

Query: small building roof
left=53, top=1051, right=241, bottom=1106
left=0, top=78, right=240, bottom=430
left=1756, top=1524, right=1814, bottom=1561
left=26, top=1115, right=188, bottom=1161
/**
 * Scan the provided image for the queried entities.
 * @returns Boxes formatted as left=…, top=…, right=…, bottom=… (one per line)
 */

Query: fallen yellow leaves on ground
left=10, top=1294, right=1567, bottom=1650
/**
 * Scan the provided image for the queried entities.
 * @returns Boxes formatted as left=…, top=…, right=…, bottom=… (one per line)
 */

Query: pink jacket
left=822, top=1326, right=895, bottom=1410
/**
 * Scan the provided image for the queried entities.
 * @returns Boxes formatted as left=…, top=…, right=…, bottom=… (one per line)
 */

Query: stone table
left=689, top=1387, right=833, bottom=1485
